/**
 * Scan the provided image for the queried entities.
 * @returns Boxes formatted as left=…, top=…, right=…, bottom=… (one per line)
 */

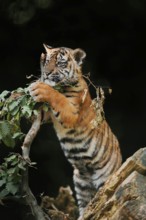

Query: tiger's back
left=29, top=44, right=122, bottom=217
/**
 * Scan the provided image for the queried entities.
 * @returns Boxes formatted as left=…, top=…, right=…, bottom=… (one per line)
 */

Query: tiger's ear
left=43, top=44, right=52, bottom=53
left=72, top=48, right=86, bottom=66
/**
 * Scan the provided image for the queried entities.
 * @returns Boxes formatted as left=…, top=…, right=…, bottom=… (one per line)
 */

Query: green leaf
left=8, top=167, right=17, bottom=175
left=0, top=189, right=9, bottom=198
left=3, top=135, right=15, bottom=148
left=21, top=106, right=32, bottom=118
left=0, top=90, right=10, bottom=101
left=24, top=87, right=30, bottom=94
left=0, top=121, right=20, bottom=148
left=2, top=106, right=8, bottom=113
left=11, top=159, right=19, bottom=166
left=5, top=154, right=17, bottom=162
left=0, top=179, right=6, bottom=187
left=1, top=162, right=7, bottom=169
left=0, top=121, right=11, bottom=137
left=18, top=163, right=26, bottom=171
left=19, top=95, right=27, bottom=106
left=0, top=120, right=12, bottom=137
left=13, top=132, right=24, bottom=139
left=54, top=85, right=63, bottom=92
left=8, top=100, right=19, bottom=111
left=9, top=175, right=21, bottom=184
left=6, top=182, right=18, bottom=195
left=42, top=103, right=49, bottom=112
left=9, top=106, right=19, bottom=116
left=0, top=102, right=4, bottom=108
left=15, top=87, right=24, bottom=93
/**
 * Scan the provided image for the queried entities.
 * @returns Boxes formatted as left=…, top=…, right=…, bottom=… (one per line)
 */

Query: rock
left=82, top=148, right=146, bottom=220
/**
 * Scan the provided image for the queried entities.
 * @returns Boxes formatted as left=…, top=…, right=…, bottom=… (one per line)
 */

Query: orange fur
left=30, top=77, right=96, bottom=129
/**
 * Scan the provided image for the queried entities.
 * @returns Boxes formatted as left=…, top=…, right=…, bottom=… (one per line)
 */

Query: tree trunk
left=82, top=147, right=146, bottom=220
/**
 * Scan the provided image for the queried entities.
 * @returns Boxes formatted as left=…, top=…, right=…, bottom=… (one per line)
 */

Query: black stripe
left=65, top=95, right=78, bottom=98
left=66, top=129, right=76, bottom=135
left=98, top=182, right=105, bottom=188
left=68, top=155, right=92, bottom=160
left=92, top=172, right=104, bottom=182
left=92, top=157, right=114, bottom=181
left=92, top=150, right=109, bottom=169
left=75, top=182, right=92, bottom=191
left=54, top=111, right=60, bottom=117
left=60, top=137, right=83, bottom=144
left=66, top=127, right=89, bottom=136
left=64, top=130, right=94, bottom=154
left=67, top=137, right=92, bottom=155
left=91, top=135, right=103, bottom=159
left=69, top=147, right=88, bottom=154
left=63, top=144, right=89, bottom=155
left=70, top=102, right=79, bottom=106
left=82, top=131, right=94, bottom=148
left=77, top=199, right=89, bottom=207
left=92, top=127, right=110, bottom=162
left=63, top=89, right=82, bottom=93
left=64, top=129, right=94, bottom=150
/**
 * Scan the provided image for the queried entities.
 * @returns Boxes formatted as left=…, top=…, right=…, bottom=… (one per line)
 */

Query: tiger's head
left=40, top=44, right=86, bottom=87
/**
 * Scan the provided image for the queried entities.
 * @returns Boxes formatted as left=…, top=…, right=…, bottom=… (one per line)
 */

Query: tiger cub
left=29, top=44, right=122, bottom=218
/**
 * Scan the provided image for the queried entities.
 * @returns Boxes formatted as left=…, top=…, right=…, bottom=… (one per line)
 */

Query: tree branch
left=21, top=112, right=50, bottom=220
left=21, top=112, right=42, bottom=161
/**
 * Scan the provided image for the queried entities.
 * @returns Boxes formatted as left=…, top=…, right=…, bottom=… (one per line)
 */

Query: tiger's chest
left=50, top=111, right=96, bottom=167
left=51, top=112, right=83, bottom=151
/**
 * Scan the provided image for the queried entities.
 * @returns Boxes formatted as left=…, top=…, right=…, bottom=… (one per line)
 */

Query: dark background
left=0, top=0, right=146, bottom=219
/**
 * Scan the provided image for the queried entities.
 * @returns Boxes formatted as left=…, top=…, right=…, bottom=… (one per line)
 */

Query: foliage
left=0, top=87, right=49, bottom=148
left=0, top=84, right=63, bottom=201
left=0, top=153, right=27, bottom=199
left=0, top=87, right=43, bottom=200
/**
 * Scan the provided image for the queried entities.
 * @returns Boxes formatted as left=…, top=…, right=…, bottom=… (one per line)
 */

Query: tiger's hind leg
left=73, top=168, right=96, bottom=218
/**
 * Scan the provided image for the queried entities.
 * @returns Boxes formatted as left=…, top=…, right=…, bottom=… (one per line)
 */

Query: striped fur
left=29, top=45, right=122, bottom=218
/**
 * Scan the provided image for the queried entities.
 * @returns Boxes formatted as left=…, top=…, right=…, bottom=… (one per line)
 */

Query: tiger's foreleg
left=29, top=81, right=79, bottom=127
left=73, top=167, right=96, bottom=218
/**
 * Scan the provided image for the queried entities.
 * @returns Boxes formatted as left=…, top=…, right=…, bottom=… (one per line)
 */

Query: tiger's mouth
left=42, top=73, right=79, bottom=87
left=42, top=73, right=64, bottom=87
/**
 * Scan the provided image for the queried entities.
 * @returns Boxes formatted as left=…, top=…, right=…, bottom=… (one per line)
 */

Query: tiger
left=29, top=44, right=122, bottom=218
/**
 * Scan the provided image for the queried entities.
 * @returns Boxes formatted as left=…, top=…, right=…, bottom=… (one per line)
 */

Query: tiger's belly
left=51, top=113, right=122, bottom=173
left=52, top=115, right=92, bottom=164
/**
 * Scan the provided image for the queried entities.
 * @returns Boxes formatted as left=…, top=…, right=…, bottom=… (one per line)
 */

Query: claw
left=29, top=82, right=39, bottom=101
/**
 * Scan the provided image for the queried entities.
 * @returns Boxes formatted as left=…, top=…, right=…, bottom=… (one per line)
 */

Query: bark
left=21, top=112, right=42, bottom=161
left=82, top=147, right=146, bottom=220
left=21, top=112, right=49, bottom=220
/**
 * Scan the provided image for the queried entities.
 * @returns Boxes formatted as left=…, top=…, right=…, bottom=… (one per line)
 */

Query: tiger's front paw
left=29, top=81, right=51, bottom=102
left=29, top=81, right=42, bottom=102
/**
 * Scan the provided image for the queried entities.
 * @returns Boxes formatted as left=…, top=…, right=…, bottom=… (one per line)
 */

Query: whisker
left=26, top=74, right=40, bottom=80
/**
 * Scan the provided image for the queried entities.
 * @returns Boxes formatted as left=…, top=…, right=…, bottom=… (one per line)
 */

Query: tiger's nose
left=53, top=76, right=60, bottom=83
left=49, top=74, right=60, bottom=83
